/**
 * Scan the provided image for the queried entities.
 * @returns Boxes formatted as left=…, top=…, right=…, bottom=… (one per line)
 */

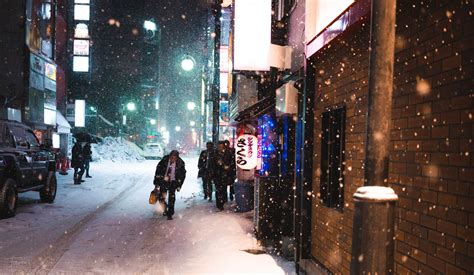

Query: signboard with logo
left=30, top=54, right=44, bottom=74
left=235, top=134, right=258, bottom=170
left=73, top=39, right=90, bottom=55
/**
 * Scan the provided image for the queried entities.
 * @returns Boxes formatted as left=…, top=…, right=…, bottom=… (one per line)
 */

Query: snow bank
left=91, top=137, right=145, bottom=162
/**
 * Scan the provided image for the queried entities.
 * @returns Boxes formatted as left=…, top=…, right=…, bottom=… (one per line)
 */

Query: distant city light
left=187, top=102, right=196, bottom=110
left=127, top=102, right=136, bottom=111
left=181, top=57, right=194, bottom=71
left=190, top=121, right=196, bottom=127
left=149, top=119, right=156, bottom=125
left=175, top=126, right=181, bottom=132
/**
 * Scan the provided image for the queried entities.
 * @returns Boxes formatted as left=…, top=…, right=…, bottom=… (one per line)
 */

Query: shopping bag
left=149, top=189, right=158, bottom=205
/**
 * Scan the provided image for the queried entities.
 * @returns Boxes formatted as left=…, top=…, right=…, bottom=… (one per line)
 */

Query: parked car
left=143, top=143, right=164, bottom=160
left=0, top=120, right=57, bottom=218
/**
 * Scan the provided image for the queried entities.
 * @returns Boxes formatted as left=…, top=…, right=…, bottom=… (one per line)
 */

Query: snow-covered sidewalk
left=0, top=157, right=294, bottom=274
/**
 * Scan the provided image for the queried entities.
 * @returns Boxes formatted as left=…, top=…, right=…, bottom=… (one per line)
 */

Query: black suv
left=0, top=120, right=57, bottom=218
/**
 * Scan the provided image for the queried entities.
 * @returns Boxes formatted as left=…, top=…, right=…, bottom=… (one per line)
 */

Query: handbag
left=149, top=189, right=158, bottom=204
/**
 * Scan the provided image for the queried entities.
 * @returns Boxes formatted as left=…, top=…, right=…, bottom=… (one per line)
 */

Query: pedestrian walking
left=153, top=150, right=186, bottom=220
left=198, top=141, right=216, bottom=201
left=224, top=140, right=236, bottom=201
left=83, top=142, right=92, bottom=178
left=214, top=141, right=233, bottom=211
left=71, top=142, right=85, bottom=184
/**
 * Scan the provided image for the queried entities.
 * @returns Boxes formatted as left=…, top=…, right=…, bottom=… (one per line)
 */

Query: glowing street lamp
left=126, top=102, right=136, bottom=111
left=187, top=102, right=196, bottom=111
left=143, top=20, right=157, bottom=31
left=175, top=126, right=181, bottom=132
left=181, top=57, right=195, bottom=71
left=190, top=121, right=196, bottom=127
left=149, top=119, right=157, bottom=125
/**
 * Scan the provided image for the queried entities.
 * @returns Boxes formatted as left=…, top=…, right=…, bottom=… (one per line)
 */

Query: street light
left=187, top=102, right=196, bottom=111
left=181, top=56, right=195, bottom=71
left=143, top=20, right=157, bottom=31
left=127, top=102, right=136, bottom=111
left=149, top=119, right=157, bottom=125
left=175, top=126, right=181, bottom=132
left=190, top=121, right=196, bottom=127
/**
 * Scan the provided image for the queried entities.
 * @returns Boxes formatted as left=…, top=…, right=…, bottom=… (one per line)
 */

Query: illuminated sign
left=75, top=100, right=85, bottom=127
left=74, top=4, right=90, bottom=21
left=236, top=134, right=258, bottom=170
left=73, top=56, right=89, bottom=72
left=75, top=0, right=90, bottom=3
left=74, top=23, right=89, bottom=38
left=73, top=40, right=90, bottom=55
left=44, top=108, right=56, bottom=126
left=30, top=54, right=44, bottom=74
left=305, top=0, right=354, bottom=41
left=45, top=62, right=56, bottom=80
left=30, top=70, right=44, bottom=90
left=233, top=0, right=271, bottom=71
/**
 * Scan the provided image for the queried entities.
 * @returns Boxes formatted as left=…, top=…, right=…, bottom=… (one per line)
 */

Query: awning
left=56, top=110, right=71, bottom=134
left=234, top=96, right=275, bottom=122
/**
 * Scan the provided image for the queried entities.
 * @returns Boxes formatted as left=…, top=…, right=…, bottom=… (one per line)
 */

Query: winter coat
left=214, top=149, right=234, bottom=186
left=71, top=143, right=84, bottom=168
left=227, top=147, right=236, bottom=182
left=153, top=154, right=186, bottom=189
left=198, top=149, right=216, bottom=179
left=83, top=143, right=92, bottom=161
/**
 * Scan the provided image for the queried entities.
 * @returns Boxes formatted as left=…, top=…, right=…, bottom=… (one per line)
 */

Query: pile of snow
left=91, top=137, right=145, bottom=162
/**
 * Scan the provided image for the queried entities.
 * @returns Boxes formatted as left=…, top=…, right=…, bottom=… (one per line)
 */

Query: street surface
left=0, top=157, right=294, bottom=274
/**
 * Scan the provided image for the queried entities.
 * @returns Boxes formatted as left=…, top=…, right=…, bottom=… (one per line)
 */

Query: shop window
left=320, top=106, right=345, bottom=210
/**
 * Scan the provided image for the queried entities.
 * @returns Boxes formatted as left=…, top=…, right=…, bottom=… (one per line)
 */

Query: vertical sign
left=75, top=99, right=85, bottom=127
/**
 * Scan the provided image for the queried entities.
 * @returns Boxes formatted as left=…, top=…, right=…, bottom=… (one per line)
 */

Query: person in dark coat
left=83, top=142, right=92, bottom=178
left=224, top=140, right=236, bottom=201
left=71, top=142, right=85, bottom=184
left=153, top=150, right=186, bottom=220
left=198, top=142, right=216, bottom=201
left=214, top=141, right=233, bottom=211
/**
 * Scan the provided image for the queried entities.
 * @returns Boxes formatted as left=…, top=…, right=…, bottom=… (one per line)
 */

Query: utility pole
left=211, top=0, right=221, bottom=144
left=350, top=0, right=398, bottom=274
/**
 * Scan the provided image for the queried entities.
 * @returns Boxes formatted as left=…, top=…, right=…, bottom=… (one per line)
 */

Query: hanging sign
left=235, top=134, right=258, bottom=170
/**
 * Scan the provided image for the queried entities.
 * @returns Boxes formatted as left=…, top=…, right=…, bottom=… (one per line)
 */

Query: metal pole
left=364, top=0, right=397, bottom=187
left=211, top=1, right=221, bottom=144
left=351, top=0, right=398, bottom=274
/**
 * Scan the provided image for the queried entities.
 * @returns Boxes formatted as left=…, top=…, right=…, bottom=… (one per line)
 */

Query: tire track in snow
left=15, top=174, right=146, bottom=275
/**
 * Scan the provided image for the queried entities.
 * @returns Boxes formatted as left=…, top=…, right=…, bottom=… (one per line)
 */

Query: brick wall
left=311, top=23, right=371, bottom=275
left=390, top=1, right=473, bottom=274
left=309, top=1, right=473, bottom=274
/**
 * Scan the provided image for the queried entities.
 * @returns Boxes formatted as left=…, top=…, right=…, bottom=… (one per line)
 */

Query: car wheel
left=0, top=179, right=17, bottom=219
left=40, top=171, right=57, bottom=203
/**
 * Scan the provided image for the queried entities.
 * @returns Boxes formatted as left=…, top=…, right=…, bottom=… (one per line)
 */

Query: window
left=25, top=130, right=40, bottom=149
left=9, top=126, right=28, bottom=148
left=320, top=106, right=346, bottom=210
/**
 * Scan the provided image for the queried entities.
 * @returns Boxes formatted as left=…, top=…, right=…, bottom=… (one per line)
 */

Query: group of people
left=198, top=140, right=236, bottom=211
left=71, top=141, right=93, bottom=184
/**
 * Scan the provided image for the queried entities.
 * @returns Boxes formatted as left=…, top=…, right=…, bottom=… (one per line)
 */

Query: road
left=0, top=157, right=294, bottom=274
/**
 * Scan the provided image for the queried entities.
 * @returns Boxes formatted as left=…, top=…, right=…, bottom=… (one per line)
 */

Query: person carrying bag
left=151, top=150, right=186, bottom=220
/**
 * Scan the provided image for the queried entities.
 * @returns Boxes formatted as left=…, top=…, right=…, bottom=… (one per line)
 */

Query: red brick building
left=297, top=0, right=473, bottom=273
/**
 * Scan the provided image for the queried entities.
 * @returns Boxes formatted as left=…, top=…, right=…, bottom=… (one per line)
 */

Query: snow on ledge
left=353, top=186, right=398, bottom=202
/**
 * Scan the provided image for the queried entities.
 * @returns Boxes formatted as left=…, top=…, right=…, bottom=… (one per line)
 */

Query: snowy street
left=0, top=157, right=294, bottom=274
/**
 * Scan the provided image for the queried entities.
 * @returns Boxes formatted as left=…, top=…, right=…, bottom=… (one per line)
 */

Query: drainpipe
left=351, top=0, right=398, bottom=274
